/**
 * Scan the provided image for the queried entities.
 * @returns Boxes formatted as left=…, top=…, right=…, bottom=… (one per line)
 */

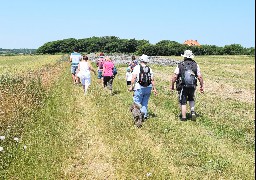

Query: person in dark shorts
left=171, top=50, right=204, bottom=121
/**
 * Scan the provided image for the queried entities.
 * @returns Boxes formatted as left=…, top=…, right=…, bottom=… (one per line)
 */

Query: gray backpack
left=178, top=60, right=197, bottom=89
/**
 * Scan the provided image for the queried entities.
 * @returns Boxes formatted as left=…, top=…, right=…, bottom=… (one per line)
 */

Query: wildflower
left=0, top=146, right=3, bottom=152
left=14, top=137, right=19, bottom=142
left=146, top=172, right=152, bottom=177
left=0, top=136, right=5, bottom=140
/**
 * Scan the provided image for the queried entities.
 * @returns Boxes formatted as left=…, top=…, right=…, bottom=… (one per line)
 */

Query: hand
left=129, top=86, right=134, bottom=92
left=200, top=86, right=204, bottom=93
left=152, top=88, right=157, bottom=96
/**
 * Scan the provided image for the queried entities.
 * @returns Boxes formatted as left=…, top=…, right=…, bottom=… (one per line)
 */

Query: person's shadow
left=179, top=112, right=202, bottom=121
left=112, top=90, right=121, bottom=95
left=147, top=112, right=157, bottom=119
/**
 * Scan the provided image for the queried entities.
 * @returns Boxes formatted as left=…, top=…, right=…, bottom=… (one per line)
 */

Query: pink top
left=103, top=61, right=114, bottom=76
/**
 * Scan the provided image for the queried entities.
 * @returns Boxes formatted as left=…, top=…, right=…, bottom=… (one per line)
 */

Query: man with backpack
left=171, top=50, right=204, bottom=121
left=129, top=54, right=157, bottom=127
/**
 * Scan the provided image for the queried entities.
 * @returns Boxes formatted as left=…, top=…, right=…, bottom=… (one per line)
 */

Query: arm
left=69, top=56, right=72, bottom=62
left=151, top=77, right=157, bottom=95
left=197, top=74, right=204, bottom=93
left=196, top=65, right=204, bottom=93
left=171, top=74, right=178, bottom=90
left=129, top=73, right=137, bottom=91
left=89, top=63, right=96, bottom=75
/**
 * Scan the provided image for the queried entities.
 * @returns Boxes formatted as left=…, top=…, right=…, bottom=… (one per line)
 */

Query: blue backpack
left=113, top=66, right=118, bottom=76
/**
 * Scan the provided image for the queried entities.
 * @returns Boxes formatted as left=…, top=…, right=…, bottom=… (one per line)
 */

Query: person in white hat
left=129, top=54, right=157, bottom=127
left=171, top=50, right=204, bottom=121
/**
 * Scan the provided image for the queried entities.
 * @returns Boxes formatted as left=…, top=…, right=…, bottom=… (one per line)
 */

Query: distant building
left=183, top=40, right=200, bottom=46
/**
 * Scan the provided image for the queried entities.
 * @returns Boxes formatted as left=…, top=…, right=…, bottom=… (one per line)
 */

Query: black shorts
left=103, top=76, right=113, bottom=90
left=179, top=87, right=195, bottom=105
left=127, top=81, right=131, bottom=85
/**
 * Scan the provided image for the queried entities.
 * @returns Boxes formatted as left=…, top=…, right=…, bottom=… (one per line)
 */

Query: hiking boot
left=191, top=111, right=196, bottom=121
left=135, top=120, right=142, bottom=128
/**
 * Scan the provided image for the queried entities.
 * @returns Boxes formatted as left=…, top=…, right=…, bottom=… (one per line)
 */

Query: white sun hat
left=181, top=50, right=195, bottom=58
left=140, top=54, right=150, bottom=63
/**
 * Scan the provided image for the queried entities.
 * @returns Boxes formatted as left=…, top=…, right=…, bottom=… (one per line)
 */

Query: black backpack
left=138, top=65, right=152, bottom=87
left=178, top=60, right=197, bottom=89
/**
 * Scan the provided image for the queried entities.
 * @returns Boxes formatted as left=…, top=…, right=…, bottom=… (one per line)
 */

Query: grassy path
left=2, top=56, right=254, bottom=179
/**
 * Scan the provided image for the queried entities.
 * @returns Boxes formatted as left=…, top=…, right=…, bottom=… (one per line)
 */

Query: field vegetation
left=0, top=54, right=254, bottom=179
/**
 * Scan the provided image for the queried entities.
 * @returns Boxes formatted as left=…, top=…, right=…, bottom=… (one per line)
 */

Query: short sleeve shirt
left=132, top=64, right=154, bottom=90
left=103, top=61, right=114, bottom=76
left=70, top=52, right=82, bottom=66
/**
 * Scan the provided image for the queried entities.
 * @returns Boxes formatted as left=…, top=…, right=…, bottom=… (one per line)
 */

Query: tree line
left=36, top=36, right=255, bottom=56
left=0, top=48, right=37, bottom=55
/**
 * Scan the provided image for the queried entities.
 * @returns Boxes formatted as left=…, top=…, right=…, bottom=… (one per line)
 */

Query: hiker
left=102, top=56, right=115, bottom=94
left=126, top=67, right=132, bottom=90
left=76, top=55, right=96, bottom=95
left=129, top=54, right=157, bottom=127
left=70, top=47, right=82, bottom=84
left=171, top=50, right=204, bottom=121
left=129, top=55, right=138, bottom=72
left=96, top=53, right=105, bottom=86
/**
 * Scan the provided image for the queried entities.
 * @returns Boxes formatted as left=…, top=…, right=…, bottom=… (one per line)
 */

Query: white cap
left=181, top=50, right=195, bottom=58
left=140, top=54, right=150, bottom=62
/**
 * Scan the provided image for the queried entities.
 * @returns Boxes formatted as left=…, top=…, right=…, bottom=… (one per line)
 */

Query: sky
left=0, top=0, right=255, bottom=49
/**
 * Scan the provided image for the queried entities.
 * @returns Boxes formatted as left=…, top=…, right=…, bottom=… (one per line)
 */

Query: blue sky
left=0, top=0, right=255, bottom=49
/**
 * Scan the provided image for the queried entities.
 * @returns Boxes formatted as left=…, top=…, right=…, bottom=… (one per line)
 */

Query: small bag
left=112, top=66, right=117, bottom=76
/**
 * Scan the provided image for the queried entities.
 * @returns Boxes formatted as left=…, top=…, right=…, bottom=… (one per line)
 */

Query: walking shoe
left=191, top=111, right=196, bottom=121
left=135, top=120, right=142, bottom=128
left=180, top=117, right=186, bottom=121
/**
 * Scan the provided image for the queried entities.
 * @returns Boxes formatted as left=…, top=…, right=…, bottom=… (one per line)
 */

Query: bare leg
left=72, top=74, right=76, bottom=84
left=181, top=105, right=186, bottom=119
left=189, top=101, right=195, bottom=112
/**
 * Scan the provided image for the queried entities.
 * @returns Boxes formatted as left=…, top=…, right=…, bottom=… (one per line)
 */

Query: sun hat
left=181, top=50, right=194, bottom=58
left=140, top=54, right=150, bottom=63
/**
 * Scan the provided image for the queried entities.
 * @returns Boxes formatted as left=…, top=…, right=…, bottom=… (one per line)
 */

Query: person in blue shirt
left=69, top=47, right=82, bottom=84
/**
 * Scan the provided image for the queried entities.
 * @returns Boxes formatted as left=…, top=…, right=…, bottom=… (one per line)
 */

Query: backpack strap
left=140, top=64, right=144, bottom=73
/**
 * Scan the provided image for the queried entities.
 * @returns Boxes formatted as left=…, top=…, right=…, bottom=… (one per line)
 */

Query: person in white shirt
left=129, top=54, right=157, bottom=126
left=126, top=67, right=132, bottom=90
left=77, top=55, right=96, bottom=95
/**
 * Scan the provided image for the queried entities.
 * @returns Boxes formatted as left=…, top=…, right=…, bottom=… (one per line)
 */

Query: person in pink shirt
left=103, top=57, right=115, bottom=94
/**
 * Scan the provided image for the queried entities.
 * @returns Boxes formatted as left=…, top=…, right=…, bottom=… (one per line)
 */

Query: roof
left=183, top=40, right=201, bottom=46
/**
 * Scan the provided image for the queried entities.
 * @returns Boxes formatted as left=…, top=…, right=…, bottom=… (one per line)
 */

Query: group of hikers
left=69, top=48, right=204, bottom=128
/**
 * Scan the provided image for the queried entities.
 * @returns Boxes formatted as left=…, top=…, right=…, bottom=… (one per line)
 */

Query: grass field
left=0, top=54, right=255, bottom=179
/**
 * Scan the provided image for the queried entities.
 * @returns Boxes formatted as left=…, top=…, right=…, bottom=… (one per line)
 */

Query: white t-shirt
left=126, top=72, right=132, bottom=81
left=77, top=61, right=90, bottom=78
left=132, top=64, right=153, bottom=90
